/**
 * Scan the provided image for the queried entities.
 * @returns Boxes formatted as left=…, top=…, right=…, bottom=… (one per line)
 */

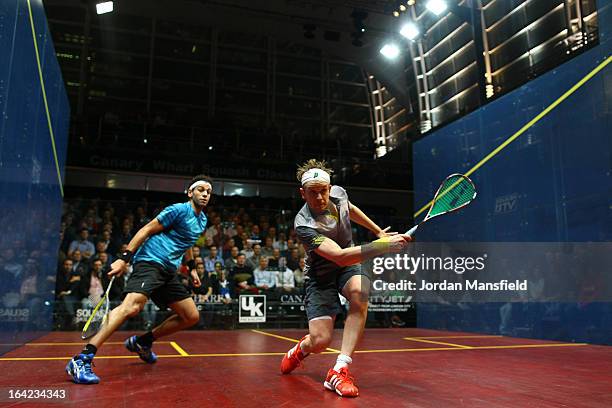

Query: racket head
left=423, top=173, right=477, bottom=222
left=81, top=295, right=109, bottom=339
left=81, top=276, right=115, bottom=339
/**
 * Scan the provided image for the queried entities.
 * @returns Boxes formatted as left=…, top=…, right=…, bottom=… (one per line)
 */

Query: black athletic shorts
left=123, top=261, right=192, bottom=309
left=304, top=264, right=370, bottom=321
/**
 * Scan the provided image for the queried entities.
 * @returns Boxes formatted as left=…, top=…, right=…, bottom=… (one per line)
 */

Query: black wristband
left=119, top=249, right=134, bottom=264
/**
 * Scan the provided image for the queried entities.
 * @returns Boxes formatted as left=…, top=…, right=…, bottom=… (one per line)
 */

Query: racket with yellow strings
left=406, top=174, right=477, bottom=236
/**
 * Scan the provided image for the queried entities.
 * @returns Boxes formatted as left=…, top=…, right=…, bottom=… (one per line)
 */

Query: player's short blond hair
left=296, top=159, right=333, bottom=183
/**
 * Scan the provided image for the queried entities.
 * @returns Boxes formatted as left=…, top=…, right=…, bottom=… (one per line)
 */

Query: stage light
left=96, top=1, right=114, bottom=15
left=400, top=22, right=419, bottom=40
left=380, top=43, right=400, bottom=59
left=393, top=10, right=400, bottom=17
left=426, top=0, right=447, bottom=15
left=399, top=4, right=406, bottom=11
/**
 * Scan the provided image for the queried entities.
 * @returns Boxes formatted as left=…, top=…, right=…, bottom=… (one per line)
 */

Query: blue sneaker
left=66, top=353, right=100, bottom=384
left=125, top=335, right=157, bottom=364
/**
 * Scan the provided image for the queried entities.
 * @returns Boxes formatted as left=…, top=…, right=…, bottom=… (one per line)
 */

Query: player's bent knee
left=309, top=333, right=332, bottom=352
left=349, top=298, right=369, bottom=311
left=120, top=296, right=146, bottom=318
left=185, top=309, right=200, bottom=326
left=345, top=287, right=370, bottom=305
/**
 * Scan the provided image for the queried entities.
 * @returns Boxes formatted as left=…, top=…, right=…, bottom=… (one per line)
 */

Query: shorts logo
left=141, top=282, right=145, bottom=288
left=239, top=295, right=266, bottom=323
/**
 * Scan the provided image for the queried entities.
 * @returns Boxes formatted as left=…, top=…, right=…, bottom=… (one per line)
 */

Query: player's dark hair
left=189, top=174, right=213, bottom=186
left=296, top=159, right=333, bottom=183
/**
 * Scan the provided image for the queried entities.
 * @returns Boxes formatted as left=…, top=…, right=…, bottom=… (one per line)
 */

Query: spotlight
left=96, top=1, right=114, bottom=15
left=399, top=4, right=406, bottom=11
left=399, top=22, right=419, bottom=40
left=380, top=43, right=400, bottom=59
left=393, top=10, right=400, bottom=17
left=408, top=0, right=415, bottom=5
left=426, top=0, right=448, bottom=16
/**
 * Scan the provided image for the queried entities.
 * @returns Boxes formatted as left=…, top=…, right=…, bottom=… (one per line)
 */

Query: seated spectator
left=70, top=250, right=88, bottom=276
left=287, top=248, right=300, bottom=271
left=78, top=259, right=122, bottom=305
left=192, top=245, right=201, bottom=260
left=246, top=244, right=262, bottom=270
left=261, top=237, right=274, bottom=257
left=220, top=237, right=232, bottom=256
left=199, top=236, right=213, bottom=258
left=268, top=227, right=279, bottom=248
left=268, top=247, right=281, bottom=268
left=55, top=258, right=81, bottom=328
left=277, top=233, right=289, bottom=256
left=253, top=257, right=275, bottom=291
left=204, top=245, right=223, bottom=273
left=190, top=262, right=213, bottom=303
left=113, top=223, right=133, bottom=250
left=224, top=246, right=240, bottom=270
left=229, top=254, right=253, bottom=286
left=250, top=224, right=261, bottom=241
left=68, top=228, right=95, bottom=259
left=98, top=229, right=115, bottom=256
left=275, top=257, right=295, bottom=294
left=294, top=257, right=306, bottom=290
left=232, top=225, right=245, bottom=250
left=205, top=216, right=224, bottom=247
left=241, top=239, right=254, bottom=259
left=94, top=240, right=108, bottom=257
left=211, top=261, right=224, bottom=283
left=97, top=251, right=112, bottom=268
left=217, top=270, right=233, bottom=304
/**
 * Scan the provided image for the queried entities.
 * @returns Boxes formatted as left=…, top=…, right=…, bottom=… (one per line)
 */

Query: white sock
left=333, top=354, right=352, bottom=371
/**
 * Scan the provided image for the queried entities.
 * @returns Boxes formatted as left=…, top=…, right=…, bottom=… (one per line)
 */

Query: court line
left=409, top=335, right=503, bottom=339
left=354, top=342, right=588, bottom=353
left=0, top=341, right=172, bottom=347
left=251, top=329, right=341, bottom=353
left=0, top=342, right=588, bottom=361
left=25, top=0, right=64, bottom=197
left=414, top=55, right=612, bottom=218
left=170, top=341, right=189, bottom=356
left=404, top=337, right=472, bottom=349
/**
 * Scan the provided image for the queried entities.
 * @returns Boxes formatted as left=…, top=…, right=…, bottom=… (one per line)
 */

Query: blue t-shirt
left=134, top=202, right=207, bottom=271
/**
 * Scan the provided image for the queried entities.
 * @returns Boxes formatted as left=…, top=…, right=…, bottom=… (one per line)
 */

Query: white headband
left=188, top=180, right=211, bottom=192
left=301, top=168, right=331, bottom=186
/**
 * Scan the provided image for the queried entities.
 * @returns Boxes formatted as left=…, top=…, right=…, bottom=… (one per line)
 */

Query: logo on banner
left=239, top=295, right=266, bottom=323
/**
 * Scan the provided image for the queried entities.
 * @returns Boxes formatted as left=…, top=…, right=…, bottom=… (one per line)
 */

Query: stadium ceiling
left=45, top=0, right=412, bottom=108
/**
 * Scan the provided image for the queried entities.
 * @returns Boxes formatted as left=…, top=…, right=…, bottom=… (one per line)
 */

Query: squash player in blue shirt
left=66, top=175, right=212, bottom=384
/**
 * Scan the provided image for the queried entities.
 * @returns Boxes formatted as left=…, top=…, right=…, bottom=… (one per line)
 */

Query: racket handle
left=406, top=225, right=418, bottom=236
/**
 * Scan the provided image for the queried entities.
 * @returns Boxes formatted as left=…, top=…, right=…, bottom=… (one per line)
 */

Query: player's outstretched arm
left=108, top=218, right=165, bottom=277
left=349, top=203, right=397, bottom=238
left=314, top=234, right=411, bottom=267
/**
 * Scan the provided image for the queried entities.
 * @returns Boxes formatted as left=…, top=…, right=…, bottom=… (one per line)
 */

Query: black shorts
left=304, top=264, right=370, bottom=321
left=123, top=261, right=192, bottom=309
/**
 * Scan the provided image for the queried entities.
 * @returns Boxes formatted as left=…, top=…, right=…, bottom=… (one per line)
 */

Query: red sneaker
left=324, top=367, right=359, bottom=397
left=280, top=336, right=309, bottom=374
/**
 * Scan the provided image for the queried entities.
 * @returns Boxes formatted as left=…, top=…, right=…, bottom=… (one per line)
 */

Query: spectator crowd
left=53, top=195, right=309, bottom=328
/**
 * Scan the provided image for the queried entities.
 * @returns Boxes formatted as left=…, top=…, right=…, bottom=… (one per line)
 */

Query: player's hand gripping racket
left=81, top=276, right=116, bottom=339
left=407, top=174, right=477, bottom=236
